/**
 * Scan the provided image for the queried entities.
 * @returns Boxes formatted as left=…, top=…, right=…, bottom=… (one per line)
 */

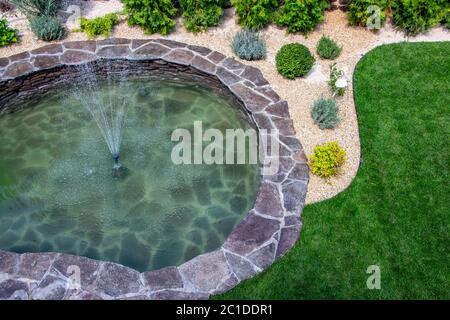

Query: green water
left=0, top=78, right=260, bottom=271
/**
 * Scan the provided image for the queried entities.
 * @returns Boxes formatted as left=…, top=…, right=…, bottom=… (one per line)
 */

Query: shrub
left=392, top=0, right=448, bottom=35
left=0, top=18, right=18, bottom=47
left=30, top=15, right=66, bottom=41
left=180, top=0, right=224, bottom=33
left=276, top=43, right=315, bottom=79
left=329, top=63, right=346, bottom=96
left=10, top=0, right=61, bottom=17
left=444, top=11, right=450, bottom=29
left=347, top=0, right=389, bottom=28
left=231, top=0, right=279, bottom=31
left=79, top=13, right=119, bottom=39
left=122, top=0, right=177, bottom=35
left=316, top=35, right=342, bottom=60
left=231, top=28, right=267, bottom=60
left=308, top=141, right=346, bottom=178
left=275, top=0, right=328, bottom=34
left=311, top=96, right=340, bottom=129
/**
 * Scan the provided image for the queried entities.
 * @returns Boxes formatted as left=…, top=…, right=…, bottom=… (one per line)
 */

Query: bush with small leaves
left=444, top=11, right=450, bottom=29
left=79, top=13, right=120, bottom=39
left=0, top=18, right=18, bottom=47
left=347, top=0, right=389, bottom=28
left=122, top=0, right=177, bottom=35
left=308, top=141, right=346, bottom=178
left=316, top=35, right=342, bottom=60
left=231, top=28, right=267, bottom=60
left=276, top=43, right=315, bottom=79
left=30, top=15, right=66, bottom=41
left=231, top=0, right=279, bottom=31
left=275, top=0, right=328, bottom=34
left=311, top=96, right=340, bottom=129
left=392, top=0, right=449, bottom=35
left=180, top=0, right=225, bottom=33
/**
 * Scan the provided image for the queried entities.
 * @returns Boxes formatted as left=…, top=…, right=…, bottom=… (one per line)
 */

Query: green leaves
left=80, top=13, right=120, bottom=39
left=317, top=35, right=342, bottom=60
left=231, top=0, right=280, bottom=31
left=0, top=19, right=18, bottom=47
left=276, top=43, right=315, bottom=79
left=180, top=0, right=225, bottom=33
left=275, top=0, right=328, bottom=34
left=122, top=0, right=177, bottom=35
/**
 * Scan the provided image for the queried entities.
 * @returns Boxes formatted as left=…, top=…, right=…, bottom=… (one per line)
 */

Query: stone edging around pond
left=0, top=39, right=309, bottom=300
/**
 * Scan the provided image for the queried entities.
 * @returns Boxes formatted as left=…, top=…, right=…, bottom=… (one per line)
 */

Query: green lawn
left=215, top=42, right=450, bottom=299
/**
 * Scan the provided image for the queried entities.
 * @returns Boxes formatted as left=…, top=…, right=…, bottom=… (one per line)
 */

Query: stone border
left=0, top=39, right=309, bottom=300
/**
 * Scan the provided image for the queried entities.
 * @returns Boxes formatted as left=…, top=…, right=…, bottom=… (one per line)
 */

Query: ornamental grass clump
left=316, top=35, right=342, bottom=60
left=308, top=141, right=346, bottom=178
left=231, top=28, right=267, bottom=60
left=11, top=0, right=66, bottom=41
left=276, top=43, right=315, bottom=79
left=311, top=96, right=340, bottom=129
left=29, top=15, right=66, bottom=41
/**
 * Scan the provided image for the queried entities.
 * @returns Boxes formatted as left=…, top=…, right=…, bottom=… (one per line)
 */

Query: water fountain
left=72, top=63, right=131, bottom=179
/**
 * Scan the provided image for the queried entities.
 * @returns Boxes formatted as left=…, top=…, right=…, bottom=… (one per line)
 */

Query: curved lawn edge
left=214, top=41, right=450, bottom=299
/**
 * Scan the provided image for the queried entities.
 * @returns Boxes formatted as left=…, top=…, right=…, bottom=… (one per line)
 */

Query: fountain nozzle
left=113, top=154, right=120, bottom=167
left=111, top=154, right=129, bottom=180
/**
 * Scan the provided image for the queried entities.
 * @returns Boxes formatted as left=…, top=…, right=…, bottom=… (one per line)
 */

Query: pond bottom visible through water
left=0, top=77, right=260, bottom=272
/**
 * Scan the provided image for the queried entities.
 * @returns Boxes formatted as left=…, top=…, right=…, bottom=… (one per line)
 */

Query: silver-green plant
left=10, top=0, right=61, bottom=17
left=231, top=28, right=267, bottom=61
left=30, top=15, right=66, bottom=41
left=311, top=96, right=340, bottom=129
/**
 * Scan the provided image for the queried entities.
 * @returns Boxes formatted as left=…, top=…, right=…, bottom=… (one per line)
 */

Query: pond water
left=0, top=77, right=260, bottom=271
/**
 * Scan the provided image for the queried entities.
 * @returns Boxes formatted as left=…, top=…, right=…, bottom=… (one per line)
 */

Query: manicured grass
left=214, top=42, right=450, bottom=299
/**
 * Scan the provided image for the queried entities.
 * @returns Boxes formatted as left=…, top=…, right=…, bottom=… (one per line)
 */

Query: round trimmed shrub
left=311, top=96, right=340, bottom=129
left=308, top=141, right=346, bottom=178
left=276, top=43, right=315, bottom=79
left=231, top=28, right=267, bottom=61
left=30, top=15, right=66, bottom=41
left=316, top=35, right=342, bottom=60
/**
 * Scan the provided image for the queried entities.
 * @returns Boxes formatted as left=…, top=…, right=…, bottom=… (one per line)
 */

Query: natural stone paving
left=0, top=39, right=309, bottom=300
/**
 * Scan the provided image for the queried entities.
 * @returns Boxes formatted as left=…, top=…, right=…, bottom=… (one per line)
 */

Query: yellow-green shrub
left=308, top=141, right=346, bottom=178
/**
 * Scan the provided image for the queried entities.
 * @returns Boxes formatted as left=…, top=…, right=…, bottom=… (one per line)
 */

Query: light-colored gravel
left=1, top=4, right=449, bottom=204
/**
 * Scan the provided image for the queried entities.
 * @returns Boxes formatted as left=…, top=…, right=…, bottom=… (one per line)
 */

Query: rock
left=254, top=182, right=284, bottom=217
left=95, top=262, right=143, bottom=297
left=0, top=279, right=29, bottom=300
left=179, top=250, right=231, bottom=293
left=224, top=212, right=280, bottom=256
left=31, top=275, right=67, bottom=300
left=52, top=253, right=101, bottom=287
left=224, top=252, right=258, bottom=281
left=17, top=252, right=57, bottom=281
left=143, top=266, right=183, bottom=291
left=276, top=226, right=301, bottom=258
